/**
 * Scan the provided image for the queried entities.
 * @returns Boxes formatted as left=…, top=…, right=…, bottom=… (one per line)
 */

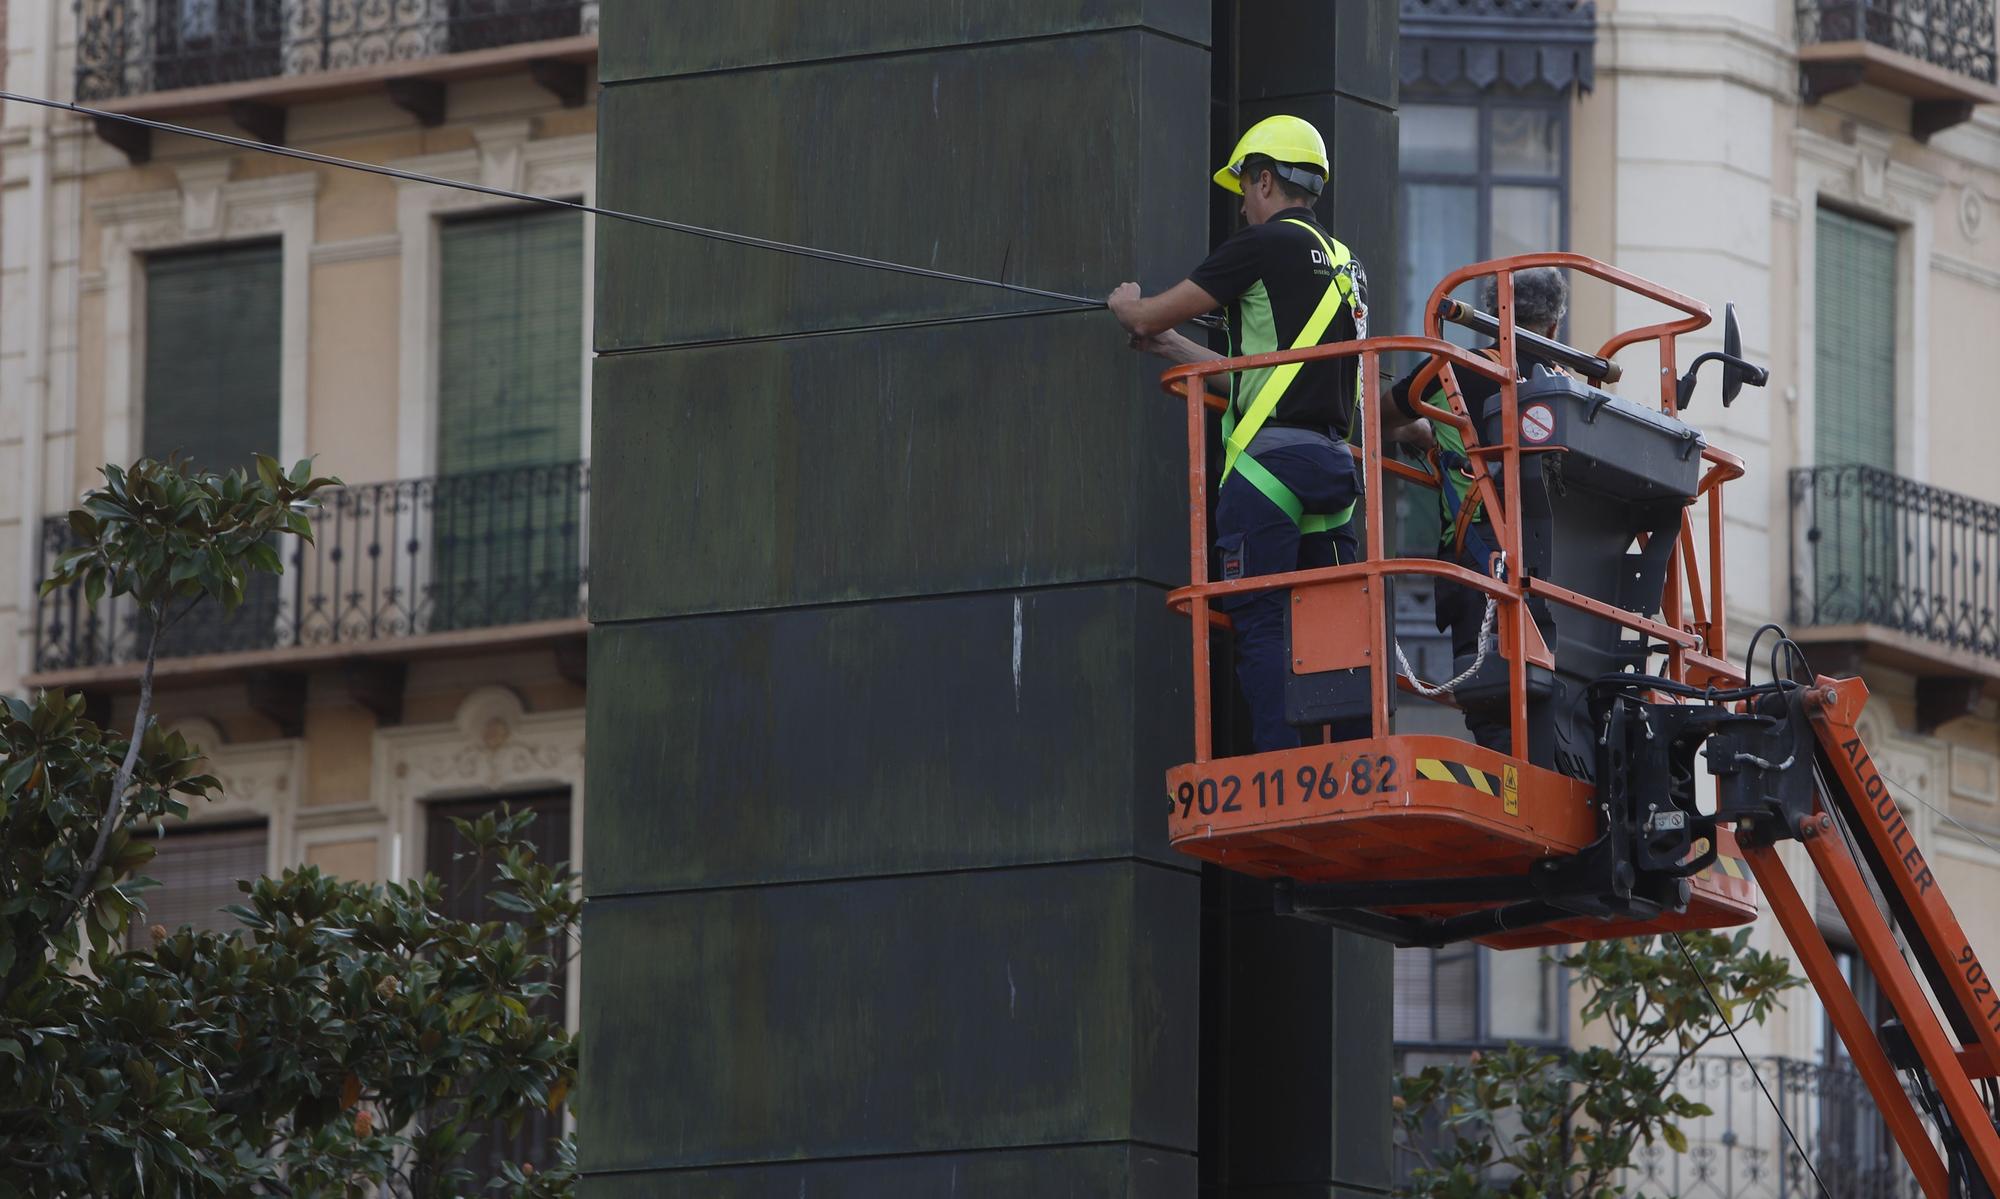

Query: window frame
left=1397, top=86, right=1572, bottom=342
left=126, top=817, right=272, bottom=948
left=1394, top=942, right=1570, bottom=1052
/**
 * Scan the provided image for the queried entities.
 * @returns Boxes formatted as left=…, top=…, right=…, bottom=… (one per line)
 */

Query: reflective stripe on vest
left=1219, top=218, right=1357, bottom=534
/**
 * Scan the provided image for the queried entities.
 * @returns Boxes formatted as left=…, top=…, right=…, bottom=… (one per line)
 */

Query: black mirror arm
left=1676, top=350, right=1771, bottom=409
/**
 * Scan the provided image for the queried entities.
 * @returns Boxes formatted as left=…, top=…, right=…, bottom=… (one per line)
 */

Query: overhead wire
left=1670, top=931, right=1834, bottom=1198
left=0, top=88, right=1223, bottom=331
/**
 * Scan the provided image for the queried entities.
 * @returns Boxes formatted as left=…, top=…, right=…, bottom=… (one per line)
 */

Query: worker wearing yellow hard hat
left=1108, top=114, right=1429, bottom=753
left=1211, top=113, right=1331, bottom=198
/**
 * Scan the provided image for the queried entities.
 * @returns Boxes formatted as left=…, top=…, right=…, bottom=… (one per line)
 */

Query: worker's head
left=1214, top=115, right=1328, bottom=224
left=1485, top=267, right=1568, bottom=337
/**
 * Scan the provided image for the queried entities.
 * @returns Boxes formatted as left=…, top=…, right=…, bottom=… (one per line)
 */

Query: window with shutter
left=432, top=208, right=584, bottom=632
left=143, top=239, right=282, bottom=472
left=1814, top=208, right=1898, bottom=471
left=127, top=821, right=268, bottom=949
left=1812, top=207, right=1900, bottom=615
left=141, top=240, right=285, bottom=654
left=422, top=791, right=572, bottom=1180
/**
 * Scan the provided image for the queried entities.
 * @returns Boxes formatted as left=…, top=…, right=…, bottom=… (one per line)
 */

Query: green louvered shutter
left=1814, top=208, right=1897, bottom=470
left=432, top=208, right=584, bottom=631
left=143, top=240, right=282, bottom=472
left=142, top=241, right=284, bottom=654
left=1813, top=207, right=1899, bottom=623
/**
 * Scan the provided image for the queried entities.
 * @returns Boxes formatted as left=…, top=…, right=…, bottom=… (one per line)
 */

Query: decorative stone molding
left=1959, top=186, right=1987, bottom=242
left=374, top=686, right=585, bottom=879
left=309, top=233, right=402, bottom=266
left=1952, top=744, right=2000, bottom=805
left=389, top=133, right=594, bottom=479
left=90, top=169, right=319, bottom=476
left=158, top=723, right=304, bottom=877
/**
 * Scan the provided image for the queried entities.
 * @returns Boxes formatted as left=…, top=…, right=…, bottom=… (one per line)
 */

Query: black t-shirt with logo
left=1189, top=206, right=1365, bottom=440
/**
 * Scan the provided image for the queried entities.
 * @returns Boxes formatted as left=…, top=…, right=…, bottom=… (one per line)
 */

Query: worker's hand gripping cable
left=1394, top=552, right=1507, bottom=699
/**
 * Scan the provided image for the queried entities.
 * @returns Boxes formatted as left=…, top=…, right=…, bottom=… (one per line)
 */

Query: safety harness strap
left=1231, top=451, right=1346, bottom=535
left=1219, top=218, right=1356, bottom=533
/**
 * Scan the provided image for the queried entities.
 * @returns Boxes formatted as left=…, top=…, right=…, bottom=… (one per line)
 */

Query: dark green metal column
left=1199, top=8, right=1401, bottom=1197
left=581, top=3, right=1397, bottom=1195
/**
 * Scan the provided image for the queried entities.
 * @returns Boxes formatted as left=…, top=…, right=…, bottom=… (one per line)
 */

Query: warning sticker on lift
left=1414, top=757, right=1514, bottom=817
left=1521, top=403, right=1555, bottom=444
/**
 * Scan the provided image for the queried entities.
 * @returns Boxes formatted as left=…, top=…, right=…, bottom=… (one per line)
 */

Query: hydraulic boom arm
left=1743, top=676, right=2000, bottom=1197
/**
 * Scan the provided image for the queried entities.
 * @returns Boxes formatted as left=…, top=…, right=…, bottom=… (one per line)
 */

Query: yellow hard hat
left=1213, top=114, right=1329, bottom=196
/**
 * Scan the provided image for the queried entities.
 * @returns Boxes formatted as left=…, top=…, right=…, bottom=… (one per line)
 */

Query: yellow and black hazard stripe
left=1710, top=855, right=1750, bottom=881
left=1414, top=756, right=1520, bottom=816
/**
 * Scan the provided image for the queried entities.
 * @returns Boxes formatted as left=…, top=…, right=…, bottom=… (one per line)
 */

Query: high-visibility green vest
left=1219, top=218, right=1360, bottom=534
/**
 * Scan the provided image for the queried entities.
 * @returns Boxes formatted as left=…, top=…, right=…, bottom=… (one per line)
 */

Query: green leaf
left=2, top=754, right=37, bottom=797
left=1662, top=1123, right=1688, bottom=1154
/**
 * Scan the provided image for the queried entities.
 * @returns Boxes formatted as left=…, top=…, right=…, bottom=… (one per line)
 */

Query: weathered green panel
left=579, top=1144, right=1193, bottom=1199
left=584, top=585, right=1189, bottom=897
left=593, top=33, right=1208, bottom=350
left=599, top=0, right=1210, bottom=83
left=577, top=863, right=1198, bottom=1174
left=1198, top=873, right=1394, bottom=1195
left=1236, top=2, right=1397, bottom=108
left=588, top=314, right=1188, bottom=622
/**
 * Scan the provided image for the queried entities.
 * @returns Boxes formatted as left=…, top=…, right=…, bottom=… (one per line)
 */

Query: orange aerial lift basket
left=1159, top=255, right=2000, bottom=1195
left=1158, top=253, right=1762, bottom=949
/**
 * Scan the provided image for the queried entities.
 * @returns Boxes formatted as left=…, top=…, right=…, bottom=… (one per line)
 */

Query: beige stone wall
left=1566, top=0, right=2000, bottom=1069
left=0, top=0, right=594, bottom=901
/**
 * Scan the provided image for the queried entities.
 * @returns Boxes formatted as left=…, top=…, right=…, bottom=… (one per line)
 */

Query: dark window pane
left=422, top=792, right=572, bottom=1183
left=433, top=207, right=585, bottom=632
left=1491, top=186, right=1561, bottom=259
left=1483, top=946, right=1561, bottom=1041
left=128, top=822, right=267, bottom=948
left=143, top=239, right=282, bottom=473
left=1490, top=106, right=1562, bottom=176
left=1393, top=947, right=1435, bottom=1041
left=1401, top=104, right=1479, bottom=174
left=1813, top=207, right=1897, bottom=469
left=1401, top=182, right=1479, bottom=343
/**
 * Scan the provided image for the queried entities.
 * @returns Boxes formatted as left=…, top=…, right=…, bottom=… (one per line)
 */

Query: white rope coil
left=1395, top=552, right=1508, bottom=699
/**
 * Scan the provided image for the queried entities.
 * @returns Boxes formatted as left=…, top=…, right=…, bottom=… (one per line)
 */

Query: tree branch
left=63, top=607, right=161, bottom=917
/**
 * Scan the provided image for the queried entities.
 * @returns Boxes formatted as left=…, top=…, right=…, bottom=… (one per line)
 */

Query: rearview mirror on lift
left=1675, top=302, right=1770, bottom=409
left=1721, top=303, right=1750, bottom=404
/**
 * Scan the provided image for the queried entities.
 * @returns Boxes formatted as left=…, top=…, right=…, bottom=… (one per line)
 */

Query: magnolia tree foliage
left=0, top=458, right=580, bottom=1197
left=1394, top=929, right=1805, bottom=1199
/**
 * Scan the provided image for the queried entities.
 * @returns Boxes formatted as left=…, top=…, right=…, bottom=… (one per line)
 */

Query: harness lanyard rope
left=1219, top=219, right=1356, bottom=534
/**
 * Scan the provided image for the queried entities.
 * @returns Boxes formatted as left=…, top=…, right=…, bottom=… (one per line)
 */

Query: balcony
left=1632, top=1055, right=1925, bottom=1199
left=1795, top=1, right=2000, bottom=140
left=1396, top=1047, right=1924, bottom=1198
left=30, top=461, right=589, bottom=702
left=74, top=0, right=599, bottom=162
left=1790, top=465, right=1999, bottom=728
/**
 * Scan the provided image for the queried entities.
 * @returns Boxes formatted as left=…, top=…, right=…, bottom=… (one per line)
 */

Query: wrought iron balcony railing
left=1632, top=1054, right=1924, bottom=1199
left=1790, top=465, right=2000, bottom=662
left=1395, top=1046, right=1924, bottom=1198
left=34, top=460, right=588, bottom=674
left=1796, top=0, right=1998, bottom=85
left=75, top=0, right=599, bottom=101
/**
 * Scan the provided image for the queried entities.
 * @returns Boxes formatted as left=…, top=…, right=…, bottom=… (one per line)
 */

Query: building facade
left=0, top=2, right=598, bottom=1140
left=1391, top=0, right=2000, bottom=1192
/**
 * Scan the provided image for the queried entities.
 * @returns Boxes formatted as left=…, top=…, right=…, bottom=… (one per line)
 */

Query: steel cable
left=0, top=89, right=1222, bottom=330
